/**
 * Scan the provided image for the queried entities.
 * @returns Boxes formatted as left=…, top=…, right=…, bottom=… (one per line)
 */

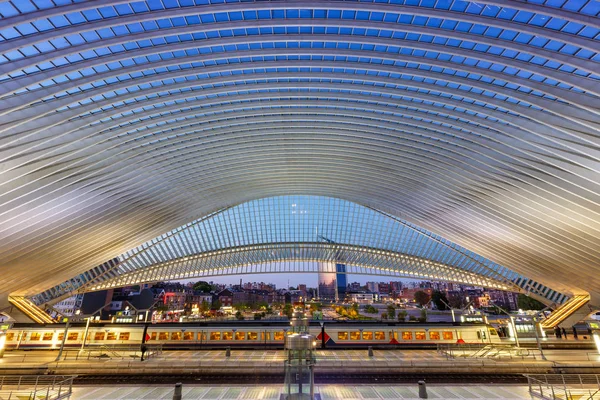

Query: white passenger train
left=4, top=321, right=501, bottom=350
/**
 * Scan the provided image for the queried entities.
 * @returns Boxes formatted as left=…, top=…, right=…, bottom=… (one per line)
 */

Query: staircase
left=8, top=296, right=56, bottom=324
left=541, top=294, right=590, bottom=329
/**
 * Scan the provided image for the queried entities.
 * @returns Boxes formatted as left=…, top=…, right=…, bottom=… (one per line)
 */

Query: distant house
left=217, top=288, right=233, bottom=307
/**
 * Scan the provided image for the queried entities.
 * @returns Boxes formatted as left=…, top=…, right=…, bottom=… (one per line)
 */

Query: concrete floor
left=70, top=384, right=534, bottom=399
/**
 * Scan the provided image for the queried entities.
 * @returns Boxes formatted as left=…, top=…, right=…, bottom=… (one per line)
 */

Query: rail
left=0, top=375, right=75, bottom=400
left=525, top=374, right=600, bottom=399
left=437, top=343, right=538, bottom=360
left=62, top=344, right=163, bottom=361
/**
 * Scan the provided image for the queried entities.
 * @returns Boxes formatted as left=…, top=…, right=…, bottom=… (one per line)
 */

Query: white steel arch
left=0, top=0, right=598, bottom=307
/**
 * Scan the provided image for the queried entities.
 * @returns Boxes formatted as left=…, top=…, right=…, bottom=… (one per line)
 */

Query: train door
left=476, top=328, right=488, bottom=343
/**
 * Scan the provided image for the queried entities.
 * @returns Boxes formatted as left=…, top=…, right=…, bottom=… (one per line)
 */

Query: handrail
left=0, top=375, right=75, bottom=400
left=438, top=343, right=538, bottom=360
left=525, top=374, right=600, bottom=400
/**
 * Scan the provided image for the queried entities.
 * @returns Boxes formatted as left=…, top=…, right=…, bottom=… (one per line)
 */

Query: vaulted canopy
left=0, top=0, right=599, bottom=305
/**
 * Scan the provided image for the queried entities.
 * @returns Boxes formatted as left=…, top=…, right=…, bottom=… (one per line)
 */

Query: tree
left=199, top=300, right=210, bottom=313
left=387, top=304, right=396, bottom=320
left=431, top=290, right=449, bottom=310
left=414, top=291, right=431, bottom=307
left=381, top=312, right=388, bottom=320
left=363, top=305, right=378, bottom=314
left=419, top=308, right=427, bottom=322
left=283, top=303, right=293, bottom=319
left=193, top=281, right=213, bottom=293
left=517, top=294, right=545, bottom=310
left=235, top=310, right=245, bottom=320
left=210, top=300, right=222, bottom=311
left=448, top=292, right=465, bottom=309
left=397, top=310, right=408, bottom=322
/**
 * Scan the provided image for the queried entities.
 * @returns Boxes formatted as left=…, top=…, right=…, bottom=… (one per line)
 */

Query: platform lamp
left=593, top=331, right=600, bottom=355
left=0, top=333, right=6, bottom=359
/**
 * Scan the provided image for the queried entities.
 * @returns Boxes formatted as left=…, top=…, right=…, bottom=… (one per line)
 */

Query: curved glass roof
left=33, top=196, right=566, bottom=305
left=0, top=0, right=598, bottom=304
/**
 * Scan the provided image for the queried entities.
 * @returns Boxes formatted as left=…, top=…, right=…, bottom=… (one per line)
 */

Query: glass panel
left=374, top=331, right=386, bottom=340
left=338, top=332, right=349, bottom=340
left=106, top=332, right=117, bottom=340
left=402, top=331, right=412, bottom=340
left=222, top=332, right=233, bottom=340
left=183, top=332, right=194, bottom=340
left=443, top=331, right=454, bottom=340
left=415, top=331, right=426, bottom=340
left=171, top=332, right=181, bottom=340
left=362, top=332, right=374, bottom=340
left=93, top=332, right=104, bottom=341
left=43, top=332, right=53, bottom=341
left=6, top=333, right=15, bottom=341
left=429, top=331, right=440, bottom=340
left=350, top=331, right=361, bottom=340
left=150, top=332, right=157, bottom=341
left=158, top=332, right=168, bottom=340
left=67, top=332, right=78, bottom=340
left=210, top=332, right=221, bottom=341
left=235, top=332, right=245, bottom=340
left=119, top=332, right=130, bottom=340
left=247, top=332, right=258, bottom=340
left=197, top=332, right=207, bottom=341
left=274, top=332, right=284, bottom=341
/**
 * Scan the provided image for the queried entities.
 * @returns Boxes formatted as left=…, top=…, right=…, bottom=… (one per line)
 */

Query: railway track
left=73, top=373, right=528, bottom=385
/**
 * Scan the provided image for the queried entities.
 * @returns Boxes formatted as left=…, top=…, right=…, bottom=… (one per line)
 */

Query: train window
left=58, top=333, right=64, bottom=341
left=119, top=332, right=130, bottom=341
left=247, top=332, right=258, bottom=340
left=274, top=332, right=284, bottom=341
left=489, top=328, right=498, bottom=336
left=338, top=332, right=349, bottom=340
left=429, top=331, right=440, bottom=340
left=107, top=332, right=117, bottom=340
left=43, top=333, right=53, bottom=341
left=235, top=332, right=245, bottom=340
left=183, top=332, right=194, bottom=340
left=6, top=333, right=15, bottom=341
left=170, top=332, right=181, bottom=341
left=94, top=332, right=105, bottom=341
left=20, top=333, right=28, bottom=341
left=374, top=331, right=385, bottom=340
left=350, top=331, right=360, bottom=340
left=402, top=331, right=412, bottom=340
left=150, top=332, right=157, bottom=341
left=158, top=332, right=168, bottom=340
left=210, top=332, right=221, bottom=341
left=442, top=332, right=453, bottom=340
left=197, top=332, right=207, bottom=341
left=261, top=332, right=270, bottom=341
left=362, top=332, right=373, bottom=340
left=30, top=332, right=41, bottom=341
left=415, top=332, right=426, bottom=340
left=222, top=332, right=233, bottom=340
left=68, top=332, right=78, bottom=341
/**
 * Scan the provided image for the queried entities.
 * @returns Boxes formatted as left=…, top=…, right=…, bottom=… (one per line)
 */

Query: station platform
left=70, top=383, right=534, bottom=399
left=1, top=348, right=600, bottom=377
